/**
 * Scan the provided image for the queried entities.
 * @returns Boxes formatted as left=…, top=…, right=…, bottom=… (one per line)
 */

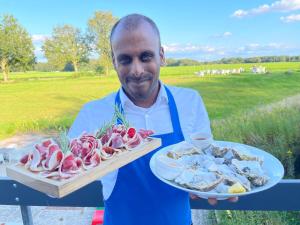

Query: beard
left=122, top=73, right=159, bottom=102
left=125, top=73, right=152, bottom=84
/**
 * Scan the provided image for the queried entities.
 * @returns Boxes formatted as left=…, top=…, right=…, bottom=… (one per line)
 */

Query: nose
left=131, top=59, right=144, bottom=77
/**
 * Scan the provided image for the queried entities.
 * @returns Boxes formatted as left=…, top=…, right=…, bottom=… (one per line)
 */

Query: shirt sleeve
left=68, top=104, right=90, bottom=139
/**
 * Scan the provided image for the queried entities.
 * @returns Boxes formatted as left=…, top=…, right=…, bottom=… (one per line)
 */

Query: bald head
left=110, top=14, right=161, bottom=46
left=109, top=14, right=165, bottom=108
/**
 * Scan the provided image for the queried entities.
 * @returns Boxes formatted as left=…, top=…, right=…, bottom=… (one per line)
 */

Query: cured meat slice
left=17, top=125, right=155, bottom=180
left=138, top=129, right=154, bottom=139
left=43, top=149, right=63, bottom=171
left=29, top=148, right=43, bottom=172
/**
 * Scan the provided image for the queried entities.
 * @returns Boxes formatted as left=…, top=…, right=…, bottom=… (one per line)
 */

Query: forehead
left=111, top=22, right=160, bottom=55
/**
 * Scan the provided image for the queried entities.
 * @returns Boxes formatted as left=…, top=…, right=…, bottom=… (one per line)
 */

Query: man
left=69, top=14, right=236, bottom=225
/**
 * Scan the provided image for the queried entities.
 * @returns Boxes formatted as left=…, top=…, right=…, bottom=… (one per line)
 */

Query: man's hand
left=189, top=193, right=238, bottom=206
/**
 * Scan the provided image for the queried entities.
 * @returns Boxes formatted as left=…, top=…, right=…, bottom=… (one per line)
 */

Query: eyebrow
left=116, top=50, right=156, bottom=61
left=141, top=50, right=155, bottom=56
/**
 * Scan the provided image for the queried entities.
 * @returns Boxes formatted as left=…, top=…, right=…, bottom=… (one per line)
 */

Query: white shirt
left=68, top=82, right=212, bottom=200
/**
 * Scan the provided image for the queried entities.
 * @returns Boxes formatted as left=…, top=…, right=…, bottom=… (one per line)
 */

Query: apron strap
left=114, top=90, right=123, bottom=125
left=114, top=86, right=184, bottom=138
left=164, top=86, right=183, bottom=135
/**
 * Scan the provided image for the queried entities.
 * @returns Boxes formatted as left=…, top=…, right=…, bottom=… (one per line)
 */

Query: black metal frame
left=1, top=178, right=300, bottom=225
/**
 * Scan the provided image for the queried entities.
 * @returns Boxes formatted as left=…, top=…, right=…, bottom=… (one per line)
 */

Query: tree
left=0, top=14, right=35, bottom=81
left=88, top=11, right=117, bottom=76
left=166, top=58, right=180, bottom=66
left=42, top=25, right=89, bottom=72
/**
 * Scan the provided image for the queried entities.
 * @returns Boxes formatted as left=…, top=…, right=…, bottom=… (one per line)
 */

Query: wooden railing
left=0, top=178, right=299, bottom=225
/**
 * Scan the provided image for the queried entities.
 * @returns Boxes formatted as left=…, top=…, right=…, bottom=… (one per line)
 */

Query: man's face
left=111, top=22, right=165, bottom=105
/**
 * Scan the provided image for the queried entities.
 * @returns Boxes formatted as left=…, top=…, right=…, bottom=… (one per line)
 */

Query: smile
left=127, top=77, right=151, bottom=84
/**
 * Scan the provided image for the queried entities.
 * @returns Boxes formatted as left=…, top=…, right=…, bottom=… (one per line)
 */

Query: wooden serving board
left=6, top=137, right=161, bottom=198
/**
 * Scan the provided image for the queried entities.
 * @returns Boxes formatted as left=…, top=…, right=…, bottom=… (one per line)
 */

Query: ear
left=111, top=48, right=117, bottom=70
left=159, top=46, right=166, bottom=66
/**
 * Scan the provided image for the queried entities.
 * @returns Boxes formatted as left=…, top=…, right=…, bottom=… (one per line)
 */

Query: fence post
left=20, top=205, right=33, bottom=225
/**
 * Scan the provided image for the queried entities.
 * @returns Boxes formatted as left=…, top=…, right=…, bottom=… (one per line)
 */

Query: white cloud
left=32, top=34, right=48, bottom=43
left=280, top=14, right=300, bottom=22
left=163, top=43, right=227, bottom=61
left=232, top=0, right=300, bottom=18
left=228, top=42, right=300, bottom=60
left=272, top=0, right=300, bottom=11
left=237, top=43, right=289, bottom=52
left=34, top=47, right=43, bottom=55
left=34, top=46, right=47, bottom=62
left=31, top=34, right=49, bottom=62
left=212, top=31, right=232, bottom=38
left=252, top=4, right=270, bottom=14
left=223, top=32, right=232, bottom=37
left=232, top=9, right=248, bottom=18
left=163, top=42, right=300, bottom=61
left=163, top=43, right=217, bottom=53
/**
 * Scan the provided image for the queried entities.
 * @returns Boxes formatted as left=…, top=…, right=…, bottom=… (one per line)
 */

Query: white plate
left=150, top=141, right=284, bottom=199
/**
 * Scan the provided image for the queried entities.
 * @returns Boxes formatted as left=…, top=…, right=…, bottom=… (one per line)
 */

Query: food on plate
left=155, top=141, right=269, bottom=194
left=154, top=154, right=184, bottom=180
left=228, top=182, right=246, bottom=194
left=174, top=169, right=223, bottom=192
left=166, top=142, right=201, bottom=159
left=19, top=124, right=154, bottom=180
left=231, top=159, right=268, bottom=186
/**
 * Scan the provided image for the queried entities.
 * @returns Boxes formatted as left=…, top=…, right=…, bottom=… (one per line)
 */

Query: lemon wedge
left=228, top=182, right=246, bottom=193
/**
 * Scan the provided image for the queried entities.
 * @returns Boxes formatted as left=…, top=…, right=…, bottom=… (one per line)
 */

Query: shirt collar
left=118, top=80, right=168, bottom=109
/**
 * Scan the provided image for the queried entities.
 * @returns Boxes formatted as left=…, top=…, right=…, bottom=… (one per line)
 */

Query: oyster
left=178, top=154, right=216, bottom=171
left=155, top=154, right=184, bottom=180
left=223, top=150, right=234, bottom=165
left=214, top=157, right=225, bottom=165
left=231, top=146, right=263, bottom=165
left=222, top=173, right=252, bottom=191
left=214, top=182, right=230, bottom=193
left=208, top=163, right=251, bottom=191
left=251, top=176, right=269, bottom=186
left=174, top=169, right=223, bottom=192
left=211, top=145, right=231, bottom=158
left=167, top=141, right=202, bottom=159
left=231, top=159, right=268, bottom=186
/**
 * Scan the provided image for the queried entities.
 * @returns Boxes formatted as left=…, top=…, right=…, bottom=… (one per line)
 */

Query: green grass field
left=211, top=100, right=300, bottom=225
left=0, top=62, right=300, bottom=139
left=1, top=62, right=300, bottom=224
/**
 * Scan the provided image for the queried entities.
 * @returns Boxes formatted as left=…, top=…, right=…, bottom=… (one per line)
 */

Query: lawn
left=1, top=62, right=300, bottom=139
left=1, top=62, right=300, bottom=224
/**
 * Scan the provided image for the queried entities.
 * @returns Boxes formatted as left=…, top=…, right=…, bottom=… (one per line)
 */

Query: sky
left=1, top=0, right=300, bottom=62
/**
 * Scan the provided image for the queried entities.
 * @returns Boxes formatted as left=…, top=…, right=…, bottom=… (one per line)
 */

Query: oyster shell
left=223, top=150, right=234, bottom=165
left=211, top=145, right=231, bottom=158
left=174, top=169, right=223, bottom=192
left=167, top=141, right=202, bottom=159
left=178, top=154, right=216, bottom=171
left=231, top=146, right=263, bottom=165
left=155, top=154, right=184, bottom=180
left=222, top=173, right=252, bottom=191
left=208, top=163, right=251, bottom=191
left=214, top=182, right=230, bottom=193
left=231, top=159, right=268, bottom=186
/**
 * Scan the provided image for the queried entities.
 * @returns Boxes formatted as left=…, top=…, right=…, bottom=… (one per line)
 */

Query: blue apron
left=103, top=86, right=191, bottom=225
